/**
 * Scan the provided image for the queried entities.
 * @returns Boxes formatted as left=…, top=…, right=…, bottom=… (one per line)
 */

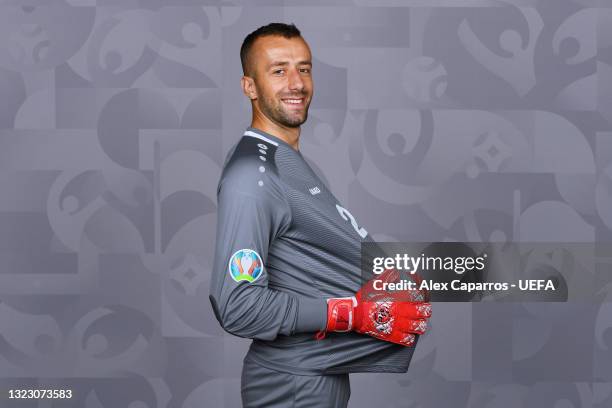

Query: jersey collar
left=244, top=127, right=299, bottom=152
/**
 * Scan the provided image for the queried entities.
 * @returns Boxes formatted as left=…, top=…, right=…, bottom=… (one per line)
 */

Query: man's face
left=248, top=35, right=313, bottom=128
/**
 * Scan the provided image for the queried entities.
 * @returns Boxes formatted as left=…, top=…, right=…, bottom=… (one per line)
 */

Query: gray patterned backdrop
left=0, top=0, right=611, bottom=407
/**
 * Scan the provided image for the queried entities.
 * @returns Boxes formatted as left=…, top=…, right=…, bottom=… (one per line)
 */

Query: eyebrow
left=268, top=60, right=312, bottom=68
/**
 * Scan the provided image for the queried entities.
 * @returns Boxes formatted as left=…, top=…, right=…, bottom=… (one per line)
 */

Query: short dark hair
left=240, top=23, right=302, bottom=76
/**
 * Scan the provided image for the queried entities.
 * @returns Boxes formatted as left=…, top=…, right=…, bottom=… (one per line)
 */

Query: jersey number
left=336, top=204, right=368, bottom=239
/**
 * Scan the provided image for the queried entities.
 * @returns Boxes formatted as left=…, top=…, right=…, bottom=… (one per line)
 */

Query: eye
left=300, top=68, right=311, bottom=74
left=273, top=69, right=285, bottom=75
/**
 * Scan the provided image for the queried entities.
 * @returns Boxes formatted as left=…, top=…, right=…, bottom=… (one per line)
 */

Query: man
left=209, top=23, right=432, bottom=407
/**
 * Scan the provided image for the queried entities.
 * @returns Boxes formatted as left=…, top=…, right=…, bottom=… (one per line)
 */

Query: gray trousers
left=241, top=357, right=351, bottom=407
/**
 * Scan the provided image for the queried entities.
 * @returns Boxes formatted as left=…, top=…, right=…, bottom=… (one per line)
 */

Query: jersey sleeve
left=208, top=174, right=326, bottom=341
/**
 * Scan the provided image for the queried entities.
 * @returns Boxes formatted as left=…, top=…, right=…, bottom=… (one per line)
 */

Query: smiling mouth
left=281, top=98, right=305, bottom=107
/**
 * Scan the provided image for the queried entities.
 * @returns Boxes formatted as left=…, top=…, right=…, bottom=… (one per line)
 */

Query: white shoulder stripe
left=244, top=130, right=279, bottom=146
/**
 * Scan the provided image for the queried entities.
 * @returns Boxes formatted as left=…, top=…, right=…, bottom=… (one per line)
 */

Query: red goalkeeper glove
left=317, top=269, right=432, bottom=347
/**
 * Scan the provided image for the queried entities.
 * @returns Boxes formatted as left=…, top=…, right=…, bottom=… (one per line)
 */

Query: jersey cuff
left=295, top=298, right=327, bottom=333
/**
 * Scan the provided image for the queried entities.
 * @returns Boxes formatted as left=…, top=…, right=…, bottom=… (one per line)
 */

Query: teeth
left=283, top=99, right=303, bottom=104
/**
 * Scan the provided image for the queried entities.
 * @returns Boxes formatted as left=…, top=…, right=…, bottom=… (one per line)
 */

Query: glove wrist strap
left=326, top=297, right=356, bottom=332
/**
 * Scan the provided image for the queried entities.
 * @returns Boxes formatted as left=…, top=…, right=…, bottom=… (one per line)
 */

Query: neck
left=251, top=112, right=300, bottom=151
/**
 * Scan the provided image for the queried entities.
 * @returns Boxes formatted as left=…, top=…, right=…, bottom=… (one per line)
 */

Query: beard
left=257, top=89, right=310, bottom=128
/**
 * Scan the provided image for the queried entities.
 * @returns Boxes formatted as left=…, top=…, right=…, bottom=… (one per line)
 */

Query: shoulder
left=219, top=133, right=282, bottom=198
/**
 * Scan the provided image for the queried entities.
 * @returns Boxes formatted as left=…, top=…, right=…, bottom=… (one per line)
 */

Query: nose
left=287, top=67, right=304, bottom=92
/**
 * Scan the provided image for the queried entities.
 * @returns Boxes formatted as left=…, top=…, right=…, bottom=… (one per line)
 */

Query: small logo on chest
left=309, top=186, right=321, bottom=196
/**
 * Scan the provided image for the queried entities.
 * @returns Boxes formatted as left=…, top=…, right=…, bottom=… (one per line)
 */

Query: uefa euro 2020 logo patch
left=229, top=249, right=263, bottom=283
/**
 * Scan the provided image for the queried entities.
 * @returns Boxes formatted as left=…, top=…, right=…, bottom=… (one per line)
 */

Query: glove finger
left=369, top=289, right=425, bottom=303
left=395, top=302, right=432, bottom=319
left=408, top=318, right=428, bottom=334
left=409, top=273, right=430, bottom=302
left=396, top=333, right=416, bottom=347
left=403, top=289, right=426, bottom=303
left=379, top=268, right=401, bottom=283
left=395, top=317, right=428, bottom=334
left=415, top=302, right=432, bottom=317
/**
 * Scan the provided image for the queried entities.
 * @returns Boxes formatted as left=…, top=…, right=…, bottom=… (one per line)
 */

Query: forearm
left=209, top=284, right=326, bottom=340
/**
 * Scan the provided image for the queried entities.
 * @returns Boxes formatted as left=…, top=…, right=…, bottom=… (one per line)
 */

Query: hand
left=319, top=269, right=432, bottom=346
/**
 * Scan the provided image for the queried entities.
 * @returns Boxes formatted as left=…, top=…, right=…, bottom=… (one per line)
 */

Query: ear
left=241, top=76, right=257, bottom=100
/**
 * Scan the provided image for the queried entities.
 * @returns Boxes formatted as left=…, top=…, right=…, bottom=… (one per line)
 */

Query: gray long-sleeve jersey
left=209, top=127, right=416, bottom=375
